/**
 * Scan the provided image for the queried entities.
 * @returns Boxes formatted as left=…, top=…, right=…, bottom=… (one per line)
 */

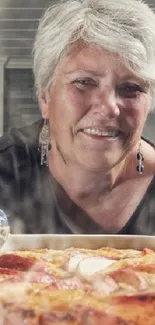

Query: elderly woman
left=0, top=0, right=155, bottom=235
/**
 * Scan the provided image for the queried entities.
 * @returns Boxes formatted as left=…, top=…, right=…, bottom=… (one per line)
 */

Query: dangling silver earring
left=136, top=142, right=144, bottom=174
left=39, top=119, right=51, bottom=166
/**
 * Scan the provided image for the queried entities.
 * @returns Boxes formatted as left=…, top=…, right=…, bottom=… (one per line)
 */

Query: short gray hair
left=33, top=0, right=155, bottom=110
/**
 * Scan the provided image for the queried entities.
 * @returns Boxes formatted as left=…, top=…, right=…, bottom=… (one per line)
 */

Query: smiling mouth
left=81, top=128, right=121, bottom=138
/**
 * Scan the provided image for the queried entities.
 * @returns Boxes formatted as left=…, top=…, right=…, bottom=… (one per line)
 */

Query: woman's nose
left=91, top=89, right=120, bottom=119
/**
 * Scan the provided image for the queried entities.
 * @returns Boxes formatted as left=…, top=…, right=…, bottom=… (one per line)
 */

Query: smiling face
left=40, top=45, right=151, bottom=172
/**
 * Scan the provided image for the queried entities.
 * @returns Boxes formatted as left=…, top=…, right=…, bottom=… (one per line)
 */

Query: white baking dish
left=1, top=234, right=155, bottom=251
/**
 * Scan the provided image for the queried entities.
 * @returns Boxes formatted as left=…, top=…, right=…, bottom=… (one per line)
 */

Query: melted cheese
left=76, top=256, right=117, bottom=278
left=67, top=253, right=88, bottom=273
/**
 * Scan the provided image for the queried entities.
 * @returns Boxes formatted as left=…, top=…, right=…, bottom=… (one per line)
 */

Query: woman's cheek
left=66, top=87, right=90, bottom=115
left=123, top=97, right=149, bottom=118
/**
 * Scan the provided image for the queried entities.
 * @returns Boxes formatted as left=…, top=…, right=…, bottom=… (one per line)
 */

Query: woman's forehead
left=53, top=44, right=140, bottom=82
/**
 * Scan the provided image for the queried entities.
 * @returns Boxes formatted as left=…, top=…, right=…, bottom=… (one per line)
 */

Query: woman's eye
left=117, top=83, right=143, bottom=98
left=72, top=78, right=97, bottom=87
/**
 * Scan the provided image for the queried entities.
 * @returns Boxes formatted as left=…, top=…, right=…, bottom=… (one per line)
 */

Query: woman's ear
left=38, top=90, right=50, bottom=119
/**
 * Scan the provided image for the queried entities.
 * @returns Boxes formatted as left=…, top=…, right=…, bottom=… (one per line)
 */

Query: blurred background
left=0, top=0, right=154, bottom=141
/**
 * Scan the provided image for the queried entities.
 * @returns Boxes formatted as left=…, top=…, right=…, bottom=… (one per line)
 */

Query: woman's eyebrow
left=119, top=74, right=148, bottom=84
left=64, top=69, right=104, bottom=77
left=64, top=71, right=150, bottom=88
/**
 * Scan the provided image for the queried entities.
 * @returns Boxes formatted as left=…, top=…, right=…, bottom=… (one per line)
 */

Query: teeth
left=83, top=128, right=119, bottom=137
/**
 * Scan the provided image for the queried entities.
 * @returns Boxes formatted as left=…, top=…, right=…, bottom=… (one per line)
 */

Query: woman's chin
left=76, top=156, right=121, bottom=173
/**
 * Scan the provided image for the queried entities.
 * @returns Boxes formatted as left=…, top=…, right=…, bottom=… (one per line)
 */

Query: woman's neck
left=48, top=151, right=130, bottom=207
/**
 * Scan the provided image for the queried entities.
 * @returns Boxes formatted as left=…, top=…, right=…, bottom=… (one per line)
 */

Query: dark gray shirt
left=0, top=120, right=155, bottom=235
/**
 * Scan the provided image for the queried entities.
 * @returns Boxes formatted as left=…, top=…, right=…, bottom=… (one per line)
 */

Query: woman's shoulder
left=0, top=119, right=43, bottom=179
left=0, top=119, right=42, bottom=152
left=141, top=137, right=155, bottom=175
